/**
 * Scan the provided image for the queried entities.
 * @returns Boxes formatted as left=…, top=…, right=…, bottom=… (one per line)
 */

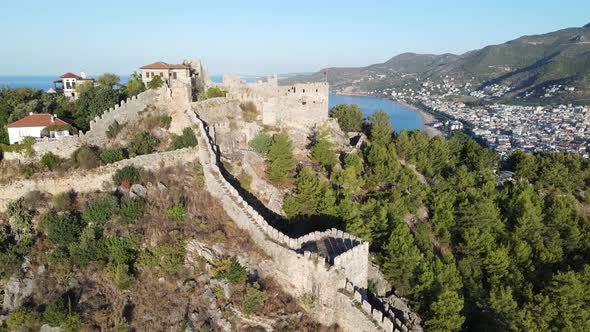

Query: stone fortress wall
left=189, top=108, right=412, bottom=332
left=0, top=147, right=197, bottom=211
left=4, top=87, right=165, bottom=161
left=215, top=74, right=329, bottom=130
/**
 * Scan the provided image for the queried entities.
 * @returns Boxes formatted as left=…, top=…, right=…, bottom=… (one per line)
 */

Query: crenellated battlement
left=345, top=280, right=412, bottom=332
left=189, top=105, right=414, bottom=331
left=215, top=74, right=329, bottom=129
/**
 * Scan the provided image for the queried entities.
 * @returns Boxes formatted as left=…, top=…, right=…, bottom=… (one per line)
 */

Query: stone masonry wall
left=4, top=88, right=163, bottom=161
left=0, top=147, right=197, bottom=211
left=190, top=106, right=411, bottom=331
left=218, top=75, right=328, bottom=130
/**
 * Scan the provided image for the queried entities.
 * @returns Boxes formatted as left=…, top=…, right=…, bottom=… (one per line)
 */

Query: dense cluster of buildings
left=426, top=101, right=590, bottom=157
left=364, top=75, right=590, bottom=157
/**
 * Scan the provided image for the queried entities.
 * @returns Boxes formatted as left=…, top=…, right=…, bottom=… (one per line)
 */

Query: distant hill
left=283, top=24, right=590, bottom=103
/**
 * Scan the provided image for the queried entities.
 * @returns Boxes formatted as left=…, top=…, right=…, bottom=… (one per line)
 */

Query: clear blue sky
left=1, top=0, right=588, bottom=76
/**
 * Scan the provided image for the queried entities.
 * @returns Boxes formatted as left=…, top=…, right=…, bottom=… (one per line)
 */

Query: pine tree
left=310, top=130, right=337, bottom=171
left=283, top=168, right=322, bottom=218
left=364, top=143, right=399, bottom=188
left=368, top=110, right=393, bottom=145
left=266, top=133, right=296, bottom=184
left=425, top=289, right=465, bottom=332
left=380, top=221, right=423, bottom=295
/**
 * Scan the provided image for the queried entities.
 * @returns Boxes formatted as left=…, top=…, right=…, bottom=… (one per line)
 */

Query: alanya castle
left=1, top=59, right=420, bottom=332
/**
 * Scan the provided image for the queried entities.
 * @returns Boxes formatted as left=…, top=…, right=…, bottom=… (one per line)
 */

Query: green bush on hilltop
left=170, top=127, right=198, bottom=150
left=119, top=197, right=145, bottom=223
left=18, top=162, right=38, bottom=178
left=211, top=257, right=247, bottom=284
left=165, top=202, right=186, bottom=222
left=52, top=192, right=73, bottom=211
left=72, top=145, right=100, bottom=169
left=82, top=194, right=119, bottom=225
left=127, top=131, right=158, bottom=157
left=249, top=132, right=273, bottom=154
left=112, top=165, right=143, bottom=187
left=242, top=282, right=267, bottom=315
left=100, top=148, right=125, bottom=164
left=40, top=152, right=62, bottom=171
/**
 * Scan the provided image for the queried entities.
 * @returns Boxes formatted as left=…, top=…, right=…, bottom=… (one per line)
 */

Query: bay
left=329, top=94, right=423, bottom=133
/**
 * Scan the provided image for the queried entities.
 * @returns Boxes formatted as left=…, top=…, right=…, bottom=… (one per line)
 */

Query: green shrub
left=100, top=148, right=125, bottom=164
left=199, top=87, right=228, bottom=100
left=119, top=198, right=145, bottom=223
left=106, top=262, right=135, bottom=289
left=43, top=299, right=68, bottom=327
left=127, top=131, right=158, bottom=157
left=147, top=75, right=163, bottom=89
left=73, top=146, right=100, bottom=169
left=62, top=312, right=82, bottom=332
left=249, top=132, right=273, bottom=154
left=82, top=194, right=118, bottom=225
left=139, top=242, right=186, bottom=273
left=53, top=192, right=73, bottom=211
left=106, top=120, right=125, bottom=139
left=113, top=317, right=130, bottom=332
left=211, top=257, right=247, bottom=284
left=112, top=165, right=143, bottom=186
left=171, top=127, right=198, bottom=150
left=242, top=282, right=267, bottom=315
left=41, top=211, right=85, bottom=248
left=0, top=136, right=36, bottom=155
left=160, top=114, right=172, bottom=128
left=68, top=226, right=102, bottom=267
left=165, top=203, right=186, bottom=222
left=19, top=162, right=38, bottom=178
left=6, top=307, right=40, bottom=330
left=40, top=152, right=62, bottom=171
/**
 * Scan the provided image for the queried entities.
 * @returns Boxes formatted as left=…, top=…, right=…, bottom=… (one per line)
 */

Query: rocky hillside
left=284, top=23, right=590, bottom=103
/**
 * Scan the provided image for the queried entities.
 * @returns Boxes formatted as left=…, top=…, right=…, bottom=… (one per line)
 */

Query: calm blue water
left=329, top=94, right=423, bottom=132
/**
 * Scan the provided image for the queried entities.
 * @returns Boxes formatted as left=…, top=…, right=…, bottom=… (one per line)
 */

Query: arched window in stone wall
left=303, top=89, right=305, bottom=93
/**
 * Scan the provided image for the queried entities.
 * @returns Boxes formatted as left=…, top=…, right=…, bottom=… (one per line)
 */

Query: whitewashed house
left=51, top=72, right=95, bottom=99
left=6, top=113, right=70, bottom=144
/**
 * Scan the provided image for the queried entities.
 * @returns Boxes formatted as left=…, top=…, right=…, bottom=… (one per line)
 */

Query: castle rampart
left=0, top=147, right=197, bottom=211
left=189, top=106, right=413, bottom=331
left=215, top=75, right=329, bottom=129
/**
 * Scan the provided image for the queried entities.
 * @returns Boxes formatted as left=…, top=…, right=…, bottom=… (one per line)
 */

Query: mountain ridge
left=283, top=24, right=590, bottom=102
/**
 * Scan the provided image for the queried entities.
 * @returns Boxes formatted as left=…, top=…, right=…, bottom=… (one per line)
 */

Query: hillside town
left=361, top=75, right=590, bottom=157
left=427, top=101, right=590, bottom=157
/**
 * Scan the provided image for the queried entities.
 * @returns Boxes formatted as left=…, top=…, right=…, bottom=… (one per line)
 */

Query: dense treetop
left=281, top=103, right=590, bottom=331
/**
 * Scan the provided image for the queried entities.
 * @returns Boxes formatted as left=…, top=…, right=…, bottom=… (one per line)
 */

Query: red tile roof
left=7, top=114, right=69, bottom=128
left=60, top=72, right=83, bottom=79
left=140, top=61, right=188, bottom=70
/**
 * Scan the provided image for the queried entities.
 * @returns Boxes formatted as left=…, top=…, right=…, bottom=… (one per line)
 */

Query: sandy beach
left=394, top=99, right=443, bottom=138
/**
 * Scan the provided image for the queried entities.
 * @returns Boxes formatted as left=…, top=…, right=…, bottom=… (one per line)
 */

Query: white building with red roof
left=6, top=113, right=71, bottom=144
left=139, top=61, right=190, bottom=86
left=52, top=72, right=94, bottom=99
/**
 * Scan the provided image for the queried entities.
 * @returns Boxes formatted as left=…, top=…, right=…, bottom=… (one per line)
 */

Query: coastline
left=332, top=92, right=444, bottom=137
left=392, top=98, right=443, bottom=138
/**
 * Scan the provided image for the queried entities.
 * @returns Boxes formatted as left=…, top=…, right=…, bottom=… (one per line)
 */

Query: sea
left=0, top=76, right=424, bottom=132
left=328, top=94, right=423, bottom=132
